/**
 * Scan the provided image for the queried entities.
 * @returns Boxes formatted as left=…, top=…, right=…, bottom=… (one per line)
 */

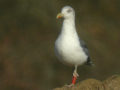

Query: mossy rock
left=54, top=79, right=103, bottom=90
left=53, top=75, right=120, bottom=90
left=103, top=75, right=120, bottom=90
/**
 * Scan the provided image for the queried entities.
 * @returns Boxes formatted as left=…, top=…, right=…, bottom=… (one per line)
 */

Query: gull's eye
left=67, top=9, right=72, bottom=13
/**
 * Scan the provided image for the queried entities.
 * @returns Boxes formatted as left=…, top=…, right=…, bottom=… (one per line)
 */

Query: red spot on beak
left=57, top=16, right=62, bottom=19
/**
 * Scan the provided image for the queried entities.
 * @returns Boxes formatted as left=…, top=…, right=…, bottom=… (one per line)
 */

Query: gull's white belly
left=55, top=37, right=88, bottom=66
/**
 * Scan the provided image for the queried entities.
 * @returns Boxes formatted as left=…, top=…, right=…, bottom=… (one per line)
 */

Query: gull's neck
left=61, top=17, right=77, bottom=35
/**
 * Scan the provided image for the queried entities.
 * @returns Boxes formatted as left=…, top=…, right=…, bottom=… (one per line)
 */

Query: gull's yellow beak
left=56, top=13, right=64, bottom=19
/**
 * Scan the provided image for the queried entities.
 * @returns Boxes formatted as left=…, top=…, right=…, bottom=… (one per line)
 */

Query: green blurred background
left=0, top=0, right=120, bottom=90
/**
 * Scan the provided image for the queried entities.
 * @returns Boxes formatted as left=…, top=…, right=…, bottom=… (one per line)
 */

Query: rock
left=53, top=75, right=120, bottom=90
left=54, top=79, right=104, bottom=90
left=103, top=75, right=120, bottom=90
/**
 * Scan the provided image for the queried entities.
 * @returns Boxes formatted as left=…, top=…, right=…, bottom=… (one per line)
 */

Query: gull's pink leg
left=65, top=65, right=79, bottom=87
left=72, top=65, right=79, bottom=85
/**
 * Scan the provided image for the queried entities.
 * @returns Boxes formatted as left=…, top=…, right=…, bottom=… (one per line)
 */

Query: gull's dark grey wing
left=79, top=39, right=89, bottom=56
left=79, top=38, right=93, bottom=66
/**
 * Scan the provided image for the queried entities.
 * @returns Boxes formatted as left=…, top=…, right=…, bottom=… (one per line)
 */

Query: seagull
left=55, top=6, right=93, bottom=86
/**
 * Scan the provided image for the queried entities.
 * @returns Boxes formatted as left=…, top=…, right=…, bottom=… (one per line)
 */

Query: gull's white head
left=57, top=6, right=75, bottom=19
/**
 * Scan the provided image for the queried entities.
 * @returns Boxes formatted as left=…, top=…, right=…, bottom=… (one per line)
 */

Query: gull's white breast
left=55, top=30, right=88, bottom=66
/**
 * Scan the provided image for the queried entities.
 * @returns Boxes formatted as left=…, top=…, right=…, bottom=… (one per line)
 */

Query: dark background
left=0, top=0, right=120, bottom=90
